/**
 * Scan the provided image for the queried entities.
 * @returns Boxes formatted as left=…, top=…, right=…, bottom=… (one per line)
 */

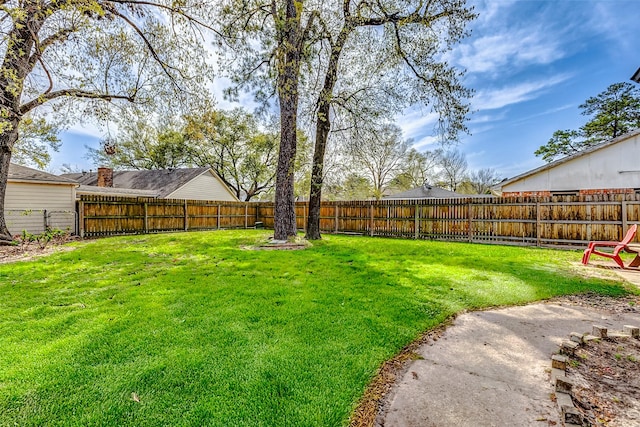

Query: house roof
left=384, top=185, right=465, bottom=199
left=76, top=185, right=159, bottom=198
left=495, top=129, right=640, bottom=190
left=62, top=167, right=213, bottom=198
left=8, top=163, right=78, bottom=185
left=632, top=67, right=640, bottom=83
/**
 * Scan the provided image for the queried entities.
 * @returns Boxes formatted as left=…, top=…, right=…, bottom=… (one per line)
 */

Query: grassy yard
left=0, top=231, right=632, bottom=426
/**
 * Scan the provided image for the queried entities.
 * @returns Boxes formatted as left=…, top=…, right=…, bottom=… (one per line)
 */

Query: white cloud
left=454, top=31, right=564, bottom=75
left=66, top=122, right=104, bottom=139
left=471, top=0, right=517, bottom=26
left=473, top=74, right=571, bottom=111
left=395, top=109, right=439, bottom=140
left=452, top=0, right=576, bottom=77
left=412, top=135, right=439, bottom=151
left=508, top=103, right=575, bottom=126
left=587, top=2, right=636, bottom=57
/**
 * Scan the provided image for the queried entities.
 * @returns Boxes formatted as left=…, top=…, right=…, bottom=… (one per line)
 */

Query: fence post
left=78, top=201, right=85, bottom=238
left=144, top=203, right=149, bottom=234
left=586, top=201, right=592, bottom=241
left=415, top=203, right=419, bottom=239
left=386, top=204, right=390, bottom=235
left=622, top=200, right=628, bottom=235
left=536, top=202, right=541, bottom=247
left=467, top=202, right=473, bottom=243
left=303, top=203, right=306, bottom=231
left=217, top=204, right=221, bottom=229
left=245, top=203, right=248, bottom=229
left=184, top=200, right=188, bottom=231
left=369, top=203, right=374, bottom=236
left=335, top=204, right=339, bottom=233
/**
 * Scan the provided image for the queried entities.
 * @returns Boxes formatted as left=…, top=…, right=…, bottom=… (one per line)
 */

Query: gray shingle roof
left=384, top=185, right=464, bottom=199
left=76, top=185, right=159, bottom=198
left=9, top=163, right=78, bottom=185
left=62, top=168, right=211, bottom=198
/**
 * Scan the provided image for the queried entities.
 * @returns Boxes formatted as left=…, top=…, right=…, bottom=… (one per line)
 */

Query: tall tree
left=581, top=82, right=640, bottom=141
left=395, top=149, right=441, bottom=189
left=90, top=106, right=287, bottom=202
left=347, top=123, right=409, bottom=199
left=217, top=0, right=314, bottom=239
left=216, top=0, right=475, bottom=240
left=535, top=82, right=640, bottom=162
left=304, top=0, right=475, bottom=239
left=534, top=129, right=588, bottom=163
left=0, top=0, right=213, bottom=243
left=467, top=167, right=500, bottom=194
left=88, top=108, right=190, bottom=170
left=438, top=148, right=467, bottom=192
left=184, top=108, right=282, bottom=201
left=336, top=173, right=373, bottom=200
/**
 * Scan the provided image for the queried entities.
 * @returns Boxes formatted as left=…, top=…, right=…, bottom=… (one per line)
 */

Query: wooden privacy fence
left=78, top=196, right=257, bottom=237
left=78, top=194, right=640, bottom=247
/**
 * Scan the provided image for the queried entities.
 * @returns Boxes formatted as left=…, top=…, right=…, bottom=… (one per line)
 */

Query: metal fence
left=5, top=209, right=77, bottom=236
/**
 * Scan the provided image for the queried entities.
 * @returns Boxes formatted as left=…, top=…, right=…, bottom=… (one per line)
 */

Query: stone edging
left=551, top=324, right=640, bottom=426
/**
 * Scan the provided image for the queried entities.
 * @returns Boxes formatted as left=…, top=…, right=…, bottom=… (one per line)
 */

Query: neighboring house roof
left=384, top=184, right=465, bottom=199
left=632, top=67, right=640, bottom=83
left=62, top=167, right=217, bottom=198
left=495, top=129, right=640, bottom=191
left=76, top=185, right=159, bottom=198
left=8, top=163, right=78, bottom=186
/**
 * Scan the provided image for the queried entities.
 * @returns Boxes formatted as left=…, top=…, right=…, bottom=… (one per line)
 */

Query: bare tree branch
left=37, top=57, right=53, bottom=95
left=27, top=25, right=76, bottom=78
left=20, top=89, right=134, bottom=114
left=105, top=6, right=185, bottom=87
left=107, top=0, right=225, bottom=38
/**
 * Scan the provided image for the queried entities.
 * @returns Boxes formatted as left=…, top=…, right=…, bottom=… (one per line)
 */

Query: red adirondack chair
left=582, top=224, right=638, bottom=268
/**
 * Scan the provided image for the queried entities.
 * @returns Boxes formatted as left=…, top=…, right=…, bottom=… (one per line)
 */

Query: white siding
left=166, top=172, right=238, bottom=201
left=503, top=133, right=640, bottom=193
left=5, top=181, right=77, bottom=235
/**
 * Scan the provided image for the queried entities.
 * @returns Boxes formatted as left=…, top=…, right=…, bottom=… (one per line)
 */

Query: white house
left=496, top=130, right=640, bottom=197
left=384, top=184, right=466, bottom=199
left=5, top=163, right=78, bottom=235
left=62, top=167, right=240, bottom=201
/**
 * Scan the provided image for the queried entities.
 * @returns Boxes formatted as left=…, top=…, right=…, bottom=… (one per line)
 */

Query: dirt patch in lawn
left=0, top=237, right=78, bottom=264
left=242, top=236, right=312, bottom=251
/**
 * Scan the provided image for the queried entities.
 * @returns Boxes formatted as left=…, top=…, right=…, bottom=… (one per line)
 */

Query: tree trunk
left=273, top=0, right=303, bottom=241
left=0, top=16, right=40, bottom=244
left=0, top=122, right=19, bottom=244
left=305, top=25, right=351, bottom=240
left=305, top=100, right=331, bottom=240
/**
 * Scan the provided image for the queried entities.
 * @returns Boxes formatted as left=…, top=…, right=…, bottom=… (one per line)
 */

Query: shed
left=495, top=130, right=640, bottom=197
left=5, top=163, right=78, bottom=235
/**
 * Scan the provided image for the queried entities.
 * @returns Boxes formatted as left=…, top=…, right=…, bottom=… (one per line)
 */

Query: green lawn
left=0, top=231, right=632, bottom=426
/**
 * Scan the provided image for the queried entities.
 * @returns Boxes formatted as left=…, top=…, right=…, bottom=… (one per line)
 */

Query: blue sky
left=51, top=0, right=639, bottom=180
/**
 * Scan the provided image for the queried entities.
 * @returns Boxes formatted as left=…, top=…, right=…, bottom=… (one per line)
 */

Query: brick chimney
left=97, top=167, right=113, bottom=187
